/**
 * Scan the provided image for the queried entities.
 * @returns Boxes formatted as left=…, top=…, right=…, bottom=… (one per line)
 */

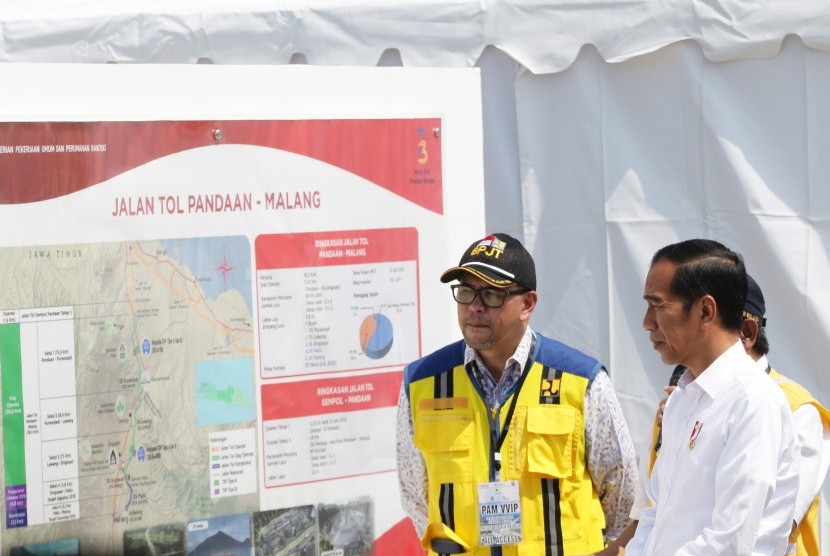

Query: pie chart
left=359, top=313, right=394, bottom=359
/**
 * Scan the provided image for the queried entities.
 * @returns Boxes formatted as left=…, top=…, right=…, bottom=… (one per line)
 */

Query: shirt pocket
left=414, top=412, right=475, bottom=483
left=523, top=405, right=576, bottom=478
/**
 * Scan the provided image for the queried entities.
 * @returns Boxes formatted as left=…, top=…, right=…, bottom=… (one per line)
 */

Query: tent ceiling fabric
left=1, top=0, right=830, bottom=71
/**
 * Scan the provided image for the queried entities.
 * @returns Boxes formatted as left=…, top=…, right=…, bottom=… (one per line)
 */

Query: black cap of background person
left=744, top=273, right=767, bottom=327
left=440, top=233, right=536, bottom=291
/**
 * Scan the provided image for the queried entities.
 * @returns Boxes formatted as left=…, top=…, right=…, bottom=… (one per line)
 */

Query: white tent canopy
left=1, top=0, right=829, bottom=69
left=4, top=0, right=830, bottom=549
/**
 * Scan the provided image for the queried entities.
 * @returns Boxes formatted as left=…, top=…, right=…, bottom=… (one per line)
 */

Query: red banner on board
left=0, top=119, right=443, bottom=214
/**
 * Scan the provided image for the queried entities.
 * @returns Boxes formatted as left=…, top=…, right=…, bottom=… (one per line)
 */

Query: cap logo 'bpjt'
left=470, top=235, right=506, bottom=259
left=440, top=232, right=536, bottom=291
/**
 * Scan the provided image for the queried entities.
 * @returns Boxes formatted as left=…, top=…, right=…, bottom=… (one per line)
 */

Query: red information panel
left=256, top=227, right=421, bottom=378
left=260, top=371, right=402, bottom=488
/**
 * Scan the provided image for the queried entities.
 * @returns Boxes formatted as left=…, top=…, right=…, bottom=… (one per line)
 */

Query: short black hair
left=651, top=239, right=747, bottom=332
left=754, top=325, right=771, bottom=356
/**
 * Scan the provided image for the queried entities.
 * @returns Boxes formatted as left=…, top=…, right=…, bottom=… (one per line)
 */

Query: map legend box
left=209, top=428, right=258, bottom=499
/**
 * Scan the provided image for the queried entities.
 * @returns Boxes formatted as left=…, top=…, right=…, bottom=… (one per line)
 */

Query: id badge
left=478, top=480, right=522, bottom=546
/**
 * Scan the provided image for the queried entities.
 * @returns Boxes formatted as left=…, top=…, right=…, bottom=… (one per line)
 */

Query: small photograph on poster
left=9, top=538, right=79, bottom=556
left=252, top=505, right=317, bottom=556
left=317, top=497, right=373, bottom=556
left=123, top=523, right=186, bottom=555
left=186, top=513, right=252, bottom=556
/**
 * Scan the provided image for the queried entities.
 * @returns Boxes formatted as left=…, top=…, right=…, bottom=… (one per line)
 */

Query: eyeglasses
left=451, top=284, right=529, bottom=308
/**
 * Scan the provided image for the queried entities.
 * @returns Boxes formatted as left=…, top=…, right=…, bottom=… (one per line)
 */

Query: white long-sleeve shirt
left=756, top=355, right=830, bottom=525
left=626, top=341, right=799, bottom=556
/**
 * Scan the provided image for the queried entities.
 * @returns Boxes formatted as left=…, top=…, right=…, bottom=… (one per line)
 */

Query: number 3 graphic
left=417, top=139, right=428, bottom=164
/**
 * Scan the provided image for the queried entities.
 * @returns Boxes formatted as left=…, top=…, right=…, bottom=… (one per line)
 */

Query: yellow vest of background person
left=406, top=336, right=606, bottom=556
left=647, top=365, right=686, bottom=476
left=770, top=368, right=830, bottom=556
left=647, top=423, right=660, bottom=476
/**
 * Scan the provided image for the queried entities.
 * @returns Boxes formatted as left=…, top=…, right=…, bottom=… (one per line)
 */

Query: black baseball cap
left=440, top=233, right=536, bottom=290
left=743, top=273, right=767, bottom=327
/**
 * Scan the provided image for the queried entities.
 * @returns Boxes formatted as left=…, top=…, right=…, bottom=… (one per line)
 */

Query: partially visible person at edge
left=625, top=239, right=799, bottom=555
left=396, top=233, right=637, bottom=556
left=740, top=273, right=830, bottom=556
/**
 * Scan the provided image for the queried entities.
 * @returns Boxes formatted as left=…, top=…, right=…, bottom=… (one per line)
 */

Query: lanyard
left=487, top=354, right=535, bottom=480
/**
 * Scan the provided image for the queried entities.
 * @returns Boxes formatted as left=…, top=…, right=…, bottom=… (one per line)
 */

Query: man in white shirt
left=740, top=273, right=830, bottom=555
left=626, top=239, right=799, bottom=555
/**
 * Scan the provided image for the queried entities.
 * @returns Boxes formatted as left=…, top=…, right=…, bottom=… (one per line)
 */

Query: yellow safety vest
left=647, top=421, right=660, bottom=477
left=405, top=335, right=606, bottom=555
left=769, top=368, right=830, bottom=556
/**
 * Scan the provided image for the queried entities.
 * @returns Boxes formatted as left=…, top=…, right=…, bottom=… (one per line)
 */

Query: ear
left=740, top=318, right=759, bottom=349
left=521, top=290, right=538, bottom=318
left=699, top=294, right=717, bottom=326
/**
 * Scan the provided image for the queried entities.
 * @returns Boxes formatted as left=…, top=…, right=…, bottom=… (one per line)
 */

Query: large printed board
left=0, top=64, right=484, bottom=555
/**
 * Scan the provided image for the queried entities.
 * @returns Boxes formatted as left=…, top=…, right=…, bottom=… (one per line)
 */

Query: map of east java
left=0, top=237, right=257, bottom=554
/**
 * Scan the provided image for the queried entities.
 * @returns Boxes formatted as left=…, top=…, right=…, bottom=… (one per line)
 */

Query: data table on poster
left=263, top=408, right=395, bottom=487
left=256, top=228, right=420, bottom=378
left=260, top=372, right=401, bottom=488
left=1, top=307, right=79, bottom=529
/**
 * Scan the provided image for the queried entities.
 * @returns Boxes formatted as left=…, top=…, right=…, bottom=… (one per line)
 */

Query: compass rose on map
left=214, top=247, right=235, bottom=290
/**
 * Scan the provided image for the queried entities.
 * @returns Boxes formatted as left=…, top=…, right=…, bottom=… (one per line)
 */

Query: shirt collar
left=680, top=340, right=749, bottom=399
left=754, top=354, right=770, bottom=373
